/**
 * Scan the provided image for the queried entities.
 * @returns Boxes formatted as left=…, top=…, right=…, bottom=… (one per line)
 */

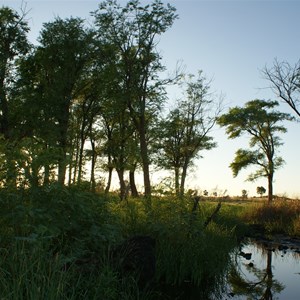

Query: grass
left=109, top=196, right=242, bottom=298
left=4, top=187, right=298, bottom=299
left=241, top=198, right=300, bottom=237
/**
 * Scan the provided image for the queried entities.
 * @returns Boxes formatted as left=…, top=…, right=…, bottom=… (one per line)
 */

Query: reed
left=0, top=187, right=245, bottom=299
left=242, top=199, right=300, bottom=236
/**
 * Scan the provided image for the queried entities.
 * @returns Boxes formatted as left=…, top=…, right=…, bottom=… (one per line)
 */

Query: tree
left=0, top=6, right=30, bottom=139
left=0, top=6, right=30, bottom=187
left=30, top=17, right=95, bottom=185
left=262, top=59, right=300, bottom=118
left=156, top=72, right=220, bottom=197
left=257, top=186, right=266, bottom=197
left=217, top=99, right=292, bottom=203
left=93, top=0, right=178, bottom=198
left=241, top=189, right=248, bottom=199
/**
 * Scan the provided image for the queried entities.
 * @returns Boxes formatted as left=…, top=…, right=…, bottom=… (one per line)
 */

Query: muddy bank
left=245, top=223, right=300, bottom=254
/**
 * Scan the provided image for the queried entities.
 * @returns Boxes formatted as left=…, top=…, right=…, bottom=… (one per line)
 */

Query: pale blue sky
left=3, top=0, right=300, bottom=197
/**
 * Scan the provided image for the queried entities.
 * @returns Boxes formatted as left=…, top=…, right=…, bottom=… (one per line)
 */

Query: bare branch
left=262, top=59, right=300, bottom=118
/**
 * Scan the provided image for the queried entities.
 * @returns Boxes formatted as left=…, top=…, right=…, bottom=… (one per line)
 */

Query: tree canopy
left=217, top=99, right=292, bottom=202
left=156, top=71, right=221, bottom=196
left=0, top=2, right=297, bottom=199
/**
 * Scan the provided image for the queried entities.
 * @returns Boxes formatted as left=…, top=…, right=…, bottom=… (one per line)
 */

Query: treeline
left=0, top=0, right=221, bottom=198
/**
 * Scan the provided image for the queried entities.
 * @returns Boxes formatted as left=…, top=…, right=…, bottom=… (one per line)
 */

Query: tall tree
left=217, top=99, right=292, bottom=202
left=32, top=17, right=95, bottom=184
left=0, top=6, right=30, bottom=139
left=262, top=59, right=300, bottom=118
left=157, top=72, right=220, bottom=196
left=93, top=0, right=178, bottom=198
left=0, top=6, right=30, bottom=187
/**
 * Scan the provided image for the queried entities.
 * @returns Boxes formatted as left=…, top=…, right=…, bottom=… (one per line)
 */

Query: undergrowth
left=0, top=187, right=244, bottom=299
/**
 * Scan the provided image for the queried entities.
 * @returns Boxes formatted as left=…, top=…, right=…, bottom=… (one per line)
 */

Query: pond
left=226, top=237, right=300, bottom=300
left=158, top=236, right=300, bottom=299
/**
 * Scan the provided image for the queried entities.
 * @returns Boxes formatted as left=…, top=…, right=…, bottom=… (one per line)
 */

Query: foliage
left=0, top=186, right=122, bottom=254
left=256, top=186, right=266, bottom=197
left=93, top=0, right=178, bottom=197
left=217, top=99, right=292, bottom=202
left=0, top=1, right=182, bottom=197
left=0, top=188, right=245, bottom=298
left=242, top=199, right=300, bottom=236
left=110, top=196, right=239, bottom=296
left=241, top=189, right=248, bottom=198
left=156, top=71, right=220, bottom=196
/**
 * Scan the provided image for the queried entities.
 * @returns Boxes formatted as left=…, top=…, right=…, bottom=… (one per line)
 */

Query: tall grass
left=109, top=196, right=240, bottom=298
left=242, top=199, right=300, bottom=236
left=0, top=187, right=244, bottom=299
left=0, top=240, right=73, bottom=300
left=0, top=239, right=156, bottom=300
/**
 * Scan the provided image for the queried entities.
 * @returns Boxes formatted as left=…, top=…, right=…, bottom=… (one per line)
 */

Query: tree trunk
left=5, top=144, right=17, bottom=189
left=68, top=159, right=73, bottom=187
left=262, top=249, right=273, bottom=300
left=44, top=164, right=50, bottom=185
left=58, top=134, right=68, bottom=186
left=0, top=78, right=10, bottom=139
left=129, top=169, right=139, bottom=197
left=31, top=162, right=39, bottom=188
left=72, top=142, right=79, bottom=185
left=105, top=166, right=113, bottom=194
left=117, top=168, right=126, bottom=200
left=268, top=173, right=273, bottom=203
left=139, top=123, right=151, bottom=198
left=0, top=81, right=17, bottom=188
left=77, top=133, right=86, bottom=185
left=174, top=167, right=180, bottom=196
left=179, top=160, right=189, bottom=198
left=90, top=139, right=96, bottom=193
left=58, top=155, right=67, bottom=185
left=57, top=99, right=71, bottom=186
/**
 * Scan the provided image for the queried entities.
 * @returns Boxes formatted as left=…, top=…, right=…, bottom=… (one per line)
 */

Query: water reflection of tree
left=229, top=247, right=284, bottom=299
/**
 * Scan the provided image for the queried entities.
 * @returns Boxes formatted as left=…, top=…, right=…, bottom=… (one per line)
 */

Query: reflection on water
left=226, top=238, right=300, bottom=300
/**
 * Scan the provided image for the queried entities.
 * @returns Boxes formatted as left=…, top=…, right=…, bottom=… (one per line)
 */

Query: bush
left=0, top=185, right=123, bottom=259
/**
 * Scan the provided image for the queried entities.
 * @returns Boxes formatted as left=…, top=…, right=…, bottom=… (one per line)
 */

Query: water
left=226, top=238, right=300, bottom=300
left=158, top=237, right=300, bottom=299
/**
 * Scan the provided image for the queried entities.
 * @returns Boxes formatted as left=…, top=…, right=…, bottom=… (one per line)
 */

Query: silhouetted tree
left=218, top=99, right=292, bottom=203
left=257, top=186, right=266, bottom=197
left=93, top=0, right=178, bottom=198
left=0, top=6, right=30, bottom=187
left=31, top=17, right=95, bottom=184
left=156, top=72, right=220, bottom=196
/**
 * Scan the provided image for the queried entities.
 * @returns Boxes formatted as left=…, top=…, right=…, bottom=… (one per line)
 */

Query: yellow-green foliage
left=242, top=199, right=300, bottom=236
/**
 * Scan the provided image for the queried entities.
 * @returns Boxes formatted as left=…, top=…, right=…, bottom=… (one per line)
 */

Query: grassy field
left=0, top=186, right=299, bottom=299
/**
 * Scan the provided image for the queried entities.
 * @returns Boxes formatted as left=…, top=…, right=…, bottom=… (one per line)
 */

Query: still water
left=226, top=238, right=300, bottom=300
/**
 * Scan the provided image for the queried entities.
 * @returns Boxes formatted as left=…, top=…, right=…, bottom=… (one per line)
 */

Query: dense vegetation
left=0, top=186, right=244, bottom=299
left=1, top=185, right=299, bottom=299
left=0, top=1, right=299, bottom=298
left=0, top=1, right=223, bottom=199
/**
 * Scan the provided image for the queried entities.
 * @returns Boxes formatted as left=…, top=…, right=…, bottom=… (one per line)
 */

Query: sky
left=2, top=0, right=300, bottom=197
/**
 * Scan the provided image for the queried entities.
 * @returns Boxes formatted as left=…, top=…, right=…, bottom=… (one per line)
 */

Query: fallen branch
left=203, top=201, right=222, bottom=229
